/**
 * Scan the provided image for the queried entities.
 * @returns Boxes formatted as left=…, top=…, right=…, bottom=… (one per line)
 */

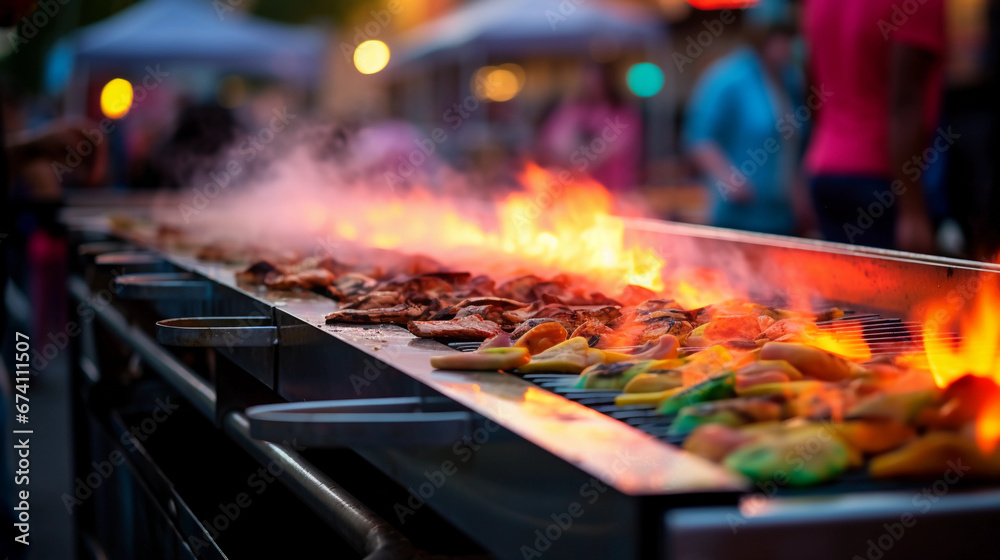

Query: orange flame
left=498, top=165, right=664, bottom=292
left=923, top=276, right=1000, bottom=388
left=978, top=395, right=1000, bottom=455
left=306, top=163, right=667, bottom=295
left=922, top=274, right=1000, bottom=454
left=807, top=323, right=872, bottom=362
left=672, top=268, right=737, bottom=309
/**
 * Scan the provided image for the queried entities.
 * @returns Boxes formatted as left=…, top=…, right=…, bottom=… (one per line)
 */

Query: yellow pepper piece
left=514, top=321, right=568, bottom=355
left=601, top=350, right=636, bottom=364
left=736, top=380, right=825, bottom=398
left=516, top=337, right=604, bottom=374
left=623, top=371, right=684, bottom=393
left=735, top=359, right=804, bottom=381
left=869, top=432, right=1000, bottom=479
left=615, top=386, right=684, bottom=407
left=430, top=347, right=531, bottom=371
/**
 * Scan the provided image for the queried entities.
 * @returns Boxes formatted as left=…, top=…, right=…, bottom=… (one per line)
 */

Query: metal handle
left=115, top=273, right=213, bottom=300
left=156, top=317, right=278, bottom=348
left=78, top=241, right=133, bottom=259
left=95, top=250, right=167, bottom=266
left=95, top=250, right=171, bottom=273
left=245, top=397, right=474, bottom=448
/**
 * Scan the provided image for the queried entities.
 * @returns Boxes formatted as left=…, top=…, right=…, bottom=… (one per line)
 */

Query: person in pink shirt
left=537, top=64, right=643, bottom=192
left=804, top=0, right=946, bottom=252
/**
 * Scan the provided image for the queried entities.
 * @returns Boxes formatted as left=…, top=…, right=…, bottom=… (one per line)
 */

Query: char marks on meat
left=265, top=268, right=336, bottom=291
left=236, top=260, right=282, bottom=284
left=342, top=291, right=406, bottom=310
left=638, top=317, right=693, bottom=345
left=570, top=320, right=615, bottom=348
left=455, top=305, right=507, bottom=326
left=326, top=302, right=431, bottom=325
left=430, top=296, right=527, bottom=321
left=407, top=315, right=503, bottom=341
left=502, top=303, right=622, bottom=332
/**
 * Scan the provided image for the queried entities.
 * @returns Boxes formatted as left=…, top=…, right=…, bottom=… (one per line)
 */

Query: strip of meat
left=570, top=320, right=615, bottom=348
left=639, top=318, right=693, bottom=345
left=420, top=271, right=472, bottom=285
left=266, top=268, right=336, bottom=291
left=407, top=315, right=503, bottom=341
left=455, top=304, right=507, bottom=325
left=334, top=273, right=378, bottom=298
left=325, top=302, right=429, bottom=325
left=496, top=274, right=545, bottom=302
left=503, top=304, right=622, bottom=332
left=376, top=275, right=454, bottom=297
left=429, top=296, right=528, bottom=320
left=342, top=291, right=405, bottom=310
left=235, top=260, right=282, bottom=284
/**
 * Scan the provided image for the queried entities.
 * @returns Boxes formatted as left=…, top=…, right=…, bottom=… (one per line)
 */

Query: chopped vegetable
left=834, top=420, right=915, bottom=454
left=514, top=321, right=568, bottom=355
left=735, top=359, right=803, bottom=380
left=630, top=334, right=680, bottom=361
left=869, top=432, right=1000, bottom=479
left=614, top=387, right=684, bottom=407
left=515, top=337, right=604, bottom=374
left=669, top=397, right=783, bottom=436
left=657, top=371, right=736, bottom=415
left=576, top=360, right=667, bottom=390
left=724, top=423, right=851, bottom=486
left=847, top=388, right=939, bottom=424
left=480, top=332, right=512, bottom=349
left=684, top=424, right=756, bottom=463
left=760, top=342, right=860, bottom=381
left=622, top=367, right=685, bottom=393
left=430, top=347, right=530, bottom=371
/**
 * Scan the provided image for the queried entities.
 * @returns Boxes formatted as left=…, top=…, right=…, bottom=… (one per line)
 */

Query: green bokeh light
left=626, top=63, right=664, bottom=97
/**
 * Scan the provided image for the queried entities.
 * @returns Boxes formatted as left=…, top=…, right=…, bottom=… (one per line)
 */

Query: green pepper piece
left=657, top=371, right=736, bottom=415
left=669, top=410, right=743, bottom=437
left=668, top=397, right=783, bottom=437
left=723, top=424, right=850, bottom=486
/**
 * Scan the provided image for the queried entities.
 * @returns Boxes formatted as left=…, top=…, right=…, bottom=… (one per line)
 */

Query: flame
left=308, top=163, right=665, bottom=295
left=672, top=268, right=737, bottom=309
left=498, top=165, right=664, bottom=292
left=978, top=395, right=1000, bottom=454
left=921, top=274, right=1000, bottom=454
left=807, top=323, right=872, bottom=362
left=923, top=276, right=1000, bottom=388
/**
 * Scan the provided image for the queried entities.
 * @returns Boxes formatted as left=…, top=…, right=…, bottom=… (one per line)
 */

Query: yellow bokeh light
left=472, top=65, right=523, bottom=102
left=354, top=40, right=390, bottom=74
left=100, top=78, right=133, bottom=119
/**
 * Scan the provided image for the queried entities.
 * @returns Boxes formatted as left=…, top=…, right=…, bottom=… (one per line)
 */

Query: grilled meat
left=407, top=314, right=504, bottom=341
left=265, top=268, right=336, bottom=291
left=325, top=302, right=431, bottom=325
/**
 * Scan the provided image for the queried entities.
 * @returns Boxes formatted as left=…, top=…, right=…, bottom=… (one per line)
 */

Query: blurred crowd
left=3, top=0, right=1000, bottom=324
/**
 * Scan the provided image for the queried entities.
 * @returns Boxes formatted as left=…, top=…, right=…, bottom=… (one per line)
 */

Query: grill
left=65, top=209, right=1000, bottom=560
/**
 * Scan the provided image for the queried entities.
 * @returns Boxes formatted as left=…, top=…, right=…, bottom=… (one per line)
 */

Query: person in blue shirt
left=683, top=22, right=804, bottom=236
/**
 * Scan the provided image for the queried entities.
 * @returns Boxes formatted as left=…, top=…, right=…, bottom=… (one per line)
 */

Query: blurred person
left=537, top=64, right=642, bottom=191
left=804, top=0, right=945, bottom=252
left=683, top=21, right=803, bottom=235
left=151, top=101, right=241, bottom=188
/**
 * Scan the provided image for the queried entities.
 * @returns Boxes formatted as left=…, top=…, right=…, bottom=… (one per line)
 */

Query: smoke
left=150, top=118, right=824, bottom=309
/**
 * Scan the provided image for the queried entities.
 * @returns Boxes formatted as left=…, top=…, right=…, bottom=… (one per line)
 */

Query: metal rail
left=69, top=276, right=415, bottom=560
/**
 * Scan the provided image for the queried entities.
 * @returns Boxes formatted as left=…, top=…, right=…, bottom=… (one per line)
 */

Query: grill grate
left=449, top=310, right=961, bottom=474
